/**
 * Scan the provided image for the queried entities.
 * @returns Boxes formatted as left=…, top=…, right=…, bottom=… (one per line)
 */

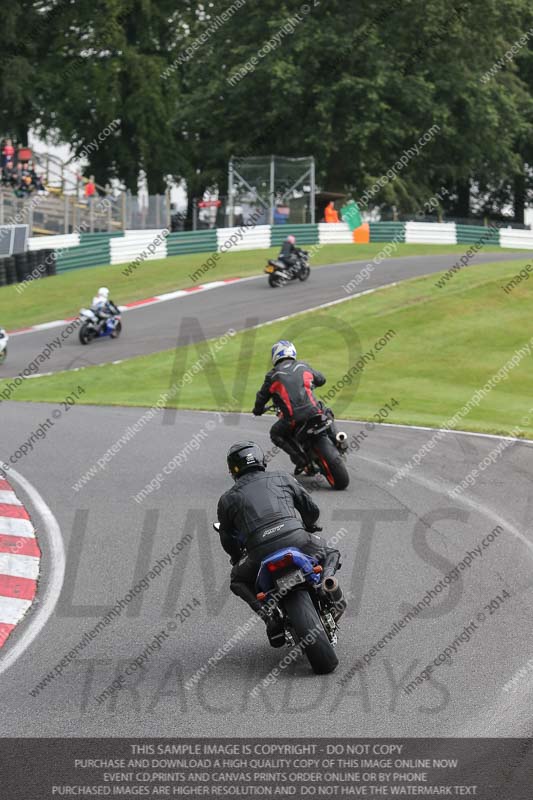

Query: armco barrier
left=79, top=231, right=124, bottom=243
left=405, top=221, right=456, bottom=244
left=6, top=221, right=531, bottom=286
left=456, top=224, right=501, bottom=246
left=369, top=222, right=406, bottom=242
left=216, top=224, right=271, bottom=251
left=499, top=228, right=533, bottom=249
left=270, top=224, right=319, bottom=246
left=28, top=233, right=81, bottom=251
left=167, top=230, right=218, bottom=257
left=110, top=230, right=168, bottom=265
left=318, top=222, right=353, bottom=244
left=55, top=242, right=111, bottom=272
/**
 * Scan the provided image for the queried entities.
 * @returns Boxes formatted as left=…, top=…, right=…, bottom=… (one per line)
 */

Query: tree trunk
left=456, top=179, right=470, bottom=219
left=513, top=171, right=525, bottom=224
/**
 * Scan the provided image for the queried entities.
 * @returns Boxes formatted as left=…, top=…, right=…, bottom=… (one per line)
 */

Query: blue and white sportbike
left=255, top=546, right=344, bottom=674
left=0, top=328, right=8, bottom=364
left=78, top=307, right=122, bottom=345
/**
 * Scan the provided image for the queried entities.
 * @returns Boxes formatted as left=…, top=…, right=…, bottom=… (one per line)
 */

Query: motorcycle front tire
left=110, top=320, right=122, bottom=339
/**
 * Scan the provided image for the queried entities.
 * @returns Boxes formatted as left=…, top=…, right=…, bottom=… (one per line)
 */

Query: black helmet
left=227, top=441, right=266, bottom=479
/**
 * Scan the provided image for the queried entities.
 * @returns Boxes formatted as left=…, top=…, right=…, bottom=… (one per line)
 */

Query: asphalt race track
left=1, top=401, right=532, bottom=738
left=1, top=250, right=532, bottom=739
left=3, top=249, right=532, bottom=378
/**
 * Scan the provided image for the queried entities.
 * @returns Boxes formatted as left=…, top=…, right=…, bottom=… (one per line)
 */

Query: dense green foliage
left=1, top=0, right=533, bottom=216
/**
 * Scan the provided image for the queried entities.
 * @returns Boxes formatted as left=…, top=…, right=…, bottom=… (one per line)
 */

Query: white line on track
left=359, top=449, right=533, bottom=555
left=357, top=450, right=533, bottom=735
left=184, top=410, right=533, bottom=447
left=0, top=467, right=65, bottom=677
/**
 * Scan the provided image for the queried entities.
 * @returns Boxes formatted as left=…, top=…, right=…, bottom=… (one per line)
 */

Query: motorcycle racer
left=278, top=234, right=304, bottom=275
left=217, top=441, right=344, bottom=646
left=0, top=327, right=8, bottom=364
left=253, top=341, right=345, bottom=474
left=90, top=287, right=120, bottom=332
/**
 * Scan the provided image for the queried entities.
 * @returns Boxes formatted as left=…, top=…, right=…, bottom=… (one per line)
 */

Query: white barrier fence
left=28, top=233, right=80, bottom=251
left=110, top=230, right=168, bottom=265
left=405, top=222, right=457, bottom=244
left=216, top=225, right=271, bottom=252
left=318, top=222, right=353, bottom=244
left=499, top=229, right=533, bottom=249
left=26, top=222, right=533, bottom=267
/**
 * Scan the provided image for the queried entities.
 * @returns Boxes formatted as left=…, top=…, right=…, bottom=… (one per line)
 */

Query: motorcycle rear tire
left=268, top=273, right=284, bottom=288
left=283, top=591, right=338, bottom=674
left=79, top=322, right=95, bottom=345
left=314, top=436, right=350, bottom=490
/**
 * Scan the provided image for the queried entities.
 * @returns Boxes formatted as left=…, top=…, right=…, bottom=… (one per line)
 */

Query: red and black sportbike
left=266, top=405, right=350, bottom=490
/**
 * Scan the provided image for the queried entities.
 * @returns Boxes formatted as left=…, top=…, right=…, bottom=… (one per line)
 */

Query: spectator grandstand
left=0, top=138, right=46, bottom=196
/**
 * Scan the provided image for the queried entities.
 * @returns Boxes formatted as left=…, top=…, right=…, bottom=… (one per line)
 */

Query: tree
left=37, top=0, right=185, bottom=192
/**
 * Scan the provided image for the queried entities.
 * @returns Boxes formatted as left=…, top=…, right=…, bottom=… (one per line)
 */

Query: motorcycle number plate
left=265, top=266, right=274, bottom=273
left=276, top=570, right=305, bottom=593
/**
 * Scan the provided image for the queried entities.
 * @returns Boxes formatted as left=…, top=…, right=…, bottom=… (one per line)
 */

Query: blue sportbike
left=255, top=546, right=342, bottom=674
left=78, top=306, right=122, bottom=345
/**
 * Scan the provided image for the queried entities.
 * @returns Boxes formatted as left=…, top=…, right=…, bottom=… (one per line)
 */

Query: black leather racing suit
left=217, top=468, right=341, bottom=615
left=253, top=359, right=328, bottom=467
left=279, top=240, right=303, bottom=273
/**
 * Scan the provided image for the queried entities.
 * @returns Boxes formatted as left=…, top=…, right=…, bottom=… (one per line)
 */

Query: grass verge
left=4, top=256, right=533, bottom=438
left=1, top=242, right=509, bottom=330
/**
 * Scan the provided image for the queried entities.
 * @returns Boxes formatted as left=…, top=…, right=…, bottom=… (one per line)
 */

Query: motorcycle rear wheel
left=268, top=273, right=284, bottom=288
left=79, top=322, right=96, bottom=345
left=283, top=591, right=338, bottom=674
left=314, top=437, right=350, bottom=490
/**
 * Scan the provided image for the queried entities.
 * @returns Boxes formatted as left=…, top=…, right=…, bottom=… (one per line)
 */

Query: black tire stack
left=14, top=252, right=32, bottom=283
left=42, top=248, right=57, bottom=276
left=0, top=248, right=57, bottom=288
left=4, top=256, right=17, bottom=285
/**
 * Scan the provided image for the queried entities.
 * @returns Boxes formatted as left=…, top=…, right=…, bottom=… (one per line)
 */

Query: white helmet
left=97, top=287, right=109, bottom=300
left=271, top=340, right=297, bottom=366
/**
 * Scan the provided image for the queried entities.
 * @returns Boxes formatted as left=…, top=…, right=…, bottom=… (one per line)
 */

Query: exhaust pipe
left=323, top=577, right=346, bottom=620
left=335, top=431, right=348, bottom=450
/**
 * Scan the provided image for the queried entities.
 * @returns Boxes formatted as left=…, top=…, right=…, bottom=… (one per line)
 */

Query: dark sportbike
left=264, top=250, right=310, bottom=288
left=78, top=307, right=122, bottom=345
left=266, top=405, right=350, bottom=490
left=213, top=524, right=344, bottom=675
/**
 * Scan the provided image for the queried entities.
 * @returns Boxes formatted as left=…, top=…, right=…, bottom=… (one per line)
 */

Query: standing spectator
left=324, top=201, right=340, bottom=223
left=1, top=139, right=15, bottom=167
left=2, top=158, right=15, bottom=186
left=85, top=175, right=96, bottom=204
